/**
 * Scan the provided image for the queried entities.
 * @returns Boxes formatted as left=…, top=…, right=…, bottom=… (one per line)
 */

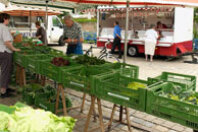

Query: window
left=52, top=17, right=61, bottom=27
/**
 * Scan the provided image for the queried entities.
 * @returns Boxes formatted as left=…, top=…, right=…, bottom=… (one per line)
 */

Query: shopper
left=35, top=21, right=48, bottom=45
left=144, top=24, right=159, bottom=62
left=63, top=14, right=84, bottom=55
left=111, top=21, right=122, bottom=59
left=0, top=13, right=20, bottom=97
left=157, top=21, right=168, bottom=29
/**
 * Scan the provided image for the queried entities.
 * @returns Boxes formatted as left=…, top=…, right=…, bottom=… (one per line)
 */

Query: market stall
left=97, top=6, right=194, bottom=57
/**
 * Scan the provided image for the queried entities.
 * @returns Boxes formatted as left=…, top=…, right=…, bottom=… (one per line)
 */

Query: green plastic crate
left=148, top=72, right=196, bottom=91
left=13, top=51, right=42, bottom=67
left=62, top=63, right=139, bottom=94
left=62, top=66, right=100, bottom=94
left=40, top=57, right=80, bottom=83
left=92, top=72, right=148, bottom=111
left=87, top=62, right=139, bottom=78
left=25, top=54, right=54, bottom=74
left=146, top=82, right=198, bottom=130
left=34, top=96, right=72, bottom=113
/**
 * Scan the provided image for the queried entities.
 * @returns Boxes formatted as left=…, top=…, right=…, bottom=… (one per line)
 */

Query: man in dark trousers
left=111, top=21, right=122, bottom=59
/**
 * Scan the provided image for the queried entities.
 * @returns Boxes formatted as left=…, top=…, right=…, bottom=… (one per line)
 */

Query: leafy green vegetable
left=0, top=106, right=76, bottom=132
left=75, top=55, right=105, bottom=65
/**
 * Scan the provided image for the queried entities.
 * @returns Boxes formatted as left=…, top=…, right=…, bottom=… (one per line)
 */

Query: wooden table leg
left=80, top=93, right=86, bottom=113
left=84, top=96, right=96, bottom=132
left=97, top=98, right=105, bottom=132
left=19, top=66, right=26, bottom=86
left=108, top=104, right=117, bottom=130
left=125, top=107, right=132, bottom=132
left=119, top=106, right=123, bottom=122
left=55, top=85, right=60, bottom=115
left=41, top=75, right=46, bottom=86
left=21, top=67, right=26, bottom=86
left=60, top=84, right=67, bottom=116
left=16, top=65, right=20, bottom=84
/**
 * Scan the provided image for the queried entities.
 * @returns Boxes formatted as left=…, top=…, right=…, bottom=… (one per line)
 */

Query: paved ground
left=1, top=44, right=198, bottom=132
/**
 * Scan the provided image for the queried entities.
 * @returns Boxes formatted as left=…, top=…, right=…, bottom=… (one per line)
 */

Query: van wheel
left=127, top=46, right=138, bottom=57
left=58, top=35, right=65, bottom=46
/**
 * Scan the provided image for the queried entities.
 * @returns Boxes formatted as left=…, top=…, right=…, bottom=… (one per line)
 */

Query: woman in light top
left=144, top=24, right=159, bottom=62
left=0, top=13, right=20, bottom=98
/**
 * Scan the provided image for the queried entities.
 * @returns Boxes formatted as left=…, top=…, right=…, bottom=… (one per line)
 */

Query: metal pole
left=30, top=11, right=32, bottom=37
left=96, top=9, right=100, bottom=38
left=123, top=0, right=130, bottom=63
left=45, top=0, right=49, bottom=29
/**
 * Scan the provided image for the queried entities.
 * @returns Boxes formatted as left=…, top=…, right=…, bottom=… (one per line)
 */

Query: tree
left=194, top=8, right=198, bottom=38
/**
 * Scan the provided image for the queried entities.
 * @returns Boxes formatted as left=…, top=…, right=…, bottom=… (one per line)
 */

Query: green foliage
left=194, top=8, right=198, bottom=38
left=73, top=18, right=97, bottom=23
left=194, top=8, right=198, bottom=23
left=75, top=55, right=105, bottom=65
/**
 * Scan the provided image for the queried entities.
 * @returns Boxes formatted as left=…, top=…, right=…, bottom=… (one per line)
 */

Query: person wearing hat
left=144, top=24, right=159, bottom=62
left=0, top=13, right=20, bottom=97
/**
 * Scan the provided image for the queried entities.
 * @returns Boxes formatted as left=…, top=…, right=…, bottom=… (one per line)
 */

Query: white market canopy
left=0, top=5, right=61, bottom=16
left=56, top=0, right=198, bottom=7
left=1, top=0, right=78, bottom=12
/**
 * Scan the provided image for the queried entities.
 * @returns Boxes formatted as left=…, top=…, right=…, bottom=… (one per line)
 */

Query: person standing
left=144, top=24, right=159, bottom=62
left=35, top=21, right=48, bottom=45
left=63, top=15, right=84, bottom=55
left=111, top=21, right=122, bottom=59
left=0, top=13, right=20, bottom=97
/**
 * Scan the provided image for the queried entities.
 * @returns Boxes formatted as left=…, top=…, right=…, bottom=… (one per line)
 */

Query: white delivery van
left=9, top=15, right=64, bottom=45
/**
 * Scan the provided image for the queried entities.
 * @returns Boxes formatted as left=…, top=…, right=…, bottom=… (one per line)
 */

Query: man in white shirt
left=144, top=24, right=159, bottom=62
left=0, top=13, right=20, bottom=97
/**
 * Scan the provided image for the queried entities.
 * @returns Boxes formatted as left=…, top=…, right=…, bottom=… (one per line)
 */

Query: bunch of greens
left=0, top=106, right=76, bottom=132
left=158, top=83, right=198, bottom=105
left=23, top=84, right=43, bottom=98
left=75, top=55, right=105, bottom=65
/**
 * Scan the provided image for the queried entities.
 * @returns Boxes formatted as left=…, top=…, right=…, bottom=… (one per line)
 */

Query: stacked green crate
left=13, top=50, right=42, bottom=68
left=24, top=54, right=55, bottom=74
left=148, top=72, right=196, bottom=91
left=62, top=63, right=139, bottom=94
left=146, top=81, right=198, bottom=130
left=40, top=56, right=80, bottom=83
left=92, top=72, right=148, bottom=111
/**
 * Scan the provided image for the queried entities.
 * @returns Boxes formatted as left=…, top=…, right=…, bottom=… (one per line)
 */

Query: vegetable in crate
left=51, top=57, right=70, bottom=67
left=75, top=55, right=105, bottom=65
left=127, top=82, right=147, bottom=90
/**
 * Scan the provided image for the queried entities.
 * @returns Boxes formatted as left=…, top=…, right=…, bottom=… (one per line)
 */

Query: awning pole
left=123, top=0, right=130, bottom=63
left=30, top=11, right=32, bottom=37
left=45, top=0, right=49, bottom=29
left=96, top=8, right=100, bottom=38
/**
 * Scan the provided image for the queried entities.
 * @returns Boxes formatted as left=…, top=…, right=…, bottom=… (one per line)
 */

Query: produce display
left=21, top=84, right=72, bottom=112
left=0, top=105, right=76, bottom=132
left=75, top=55, right=105, bottom=65
left=51, top=57, right=70, bottom=67
left=12, top=39, right=198, bottom=131
left=158, top=83, right=198, bottom=105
